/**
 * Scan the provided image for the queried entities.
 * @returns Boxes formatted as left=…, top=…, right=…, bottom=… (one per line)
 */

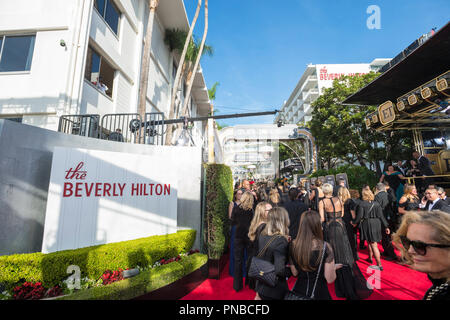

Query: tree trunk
left=180, top=0, right=209, bottom=119
left=137, top=0, right=159, bottom=143
left=165, top=0, right=202, bottom=145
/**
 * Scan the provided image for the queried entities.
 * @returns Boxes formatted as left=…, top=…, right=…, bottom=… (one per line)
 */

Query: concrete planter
left=133, top=263, right=208, bottom=300
left=207, top=253, right=229, bottom=280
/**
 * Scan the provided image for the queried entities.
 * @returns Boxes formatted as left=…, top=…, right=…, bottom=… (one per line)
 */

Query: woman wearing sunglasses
left=393, top=210, right=450, bottom=300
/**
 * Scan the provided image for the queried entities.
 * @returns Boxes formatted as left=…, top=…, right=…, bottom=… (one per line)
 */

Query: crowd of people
left=227, top=151, right=450, bottom=300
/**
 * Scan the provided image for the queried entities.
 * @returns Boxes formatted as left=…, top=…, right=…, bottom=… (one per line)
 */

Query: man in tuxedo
left=419, top=187, right=450, bottom=213
left=374, top=183, right=398, bottom=260
left=394, top=160, right=407, bottom=176
left=413, top=151, right=435, bottom=188
left=437, top=187, right=450, bottom=205
left=284, top=187, right=308, bottom=240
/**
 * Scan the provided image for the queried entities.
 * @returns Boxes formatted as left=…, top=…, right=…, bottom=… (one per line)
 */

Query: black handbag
left=248, top=235, right=280, bottom=287
left=284, top=244, right=326, bottom=300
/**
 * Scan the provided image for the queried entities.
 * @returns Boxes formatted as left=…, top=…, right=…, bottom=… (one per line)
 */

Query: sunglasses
left=400, top=236, right=450, bottom=256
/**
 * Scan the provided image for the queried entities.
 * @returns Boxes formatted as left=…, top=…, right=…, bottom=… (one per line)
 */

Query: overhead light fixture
left=407, top=93, right=422, bottom=106
left=436, top=75, right=449, bottom=92
left=396, top=98, right=408, bottom=111
left=421, top=84, right=437, bottom=99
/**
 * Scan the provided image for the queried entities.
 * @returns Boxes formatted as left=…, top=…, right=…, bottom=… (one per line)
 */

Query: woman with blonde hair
left=319, top=183, right=371, bottom=299
left=255, top=207, right=290, bottom=300
left=354, top=188, right=390, bottom=270
left=246, top=201, right=272, bottom=293
left=231, top=191, right=254, bottom=292
left=268, top=188, right=282, bottom=207
left=338, top=186, right=358, bottom=261
left=398, top=183, right=420, bottom=215
left=310, top=179, right=324, bottom=211
left=392, top=210, right=450, bottom=300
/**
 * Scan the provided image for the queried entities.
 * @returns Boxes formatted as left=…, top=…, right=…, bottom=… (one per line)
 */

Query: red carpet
left=181, top=243, right=430, bottom=300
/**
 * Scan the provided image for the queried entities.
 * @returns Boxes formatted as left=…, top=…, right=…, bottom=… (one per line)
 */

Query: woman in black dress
left=229, top=188, right=244, bottom=277
left=289, top=210, right=340, bottom=300
left=354, top=188, right=391, bottom=271
left=246, top=201, right=271, bottom=295
left=309, top=180, right=324, bottom=211
left=398, top=184, right=420, bottom=215
left=338, top=187, right=358, bottom=261
left=231, top=191, right=254, bottom=292
left=319, top=183, right=372, bottom=300
left=255, top=207, right=290, bottom=300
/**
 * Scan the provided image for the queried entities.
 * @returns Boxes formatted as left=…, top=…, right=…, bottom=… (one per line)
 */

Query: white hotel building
left=0, top=0, right=210, bottom=137
left=275, top=59, right=391, bottom=125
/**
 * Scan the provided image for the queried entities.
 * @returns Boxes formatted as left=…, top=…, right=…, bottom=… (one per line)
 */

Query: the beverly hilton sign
left=41, top=147, right=178, bottom=253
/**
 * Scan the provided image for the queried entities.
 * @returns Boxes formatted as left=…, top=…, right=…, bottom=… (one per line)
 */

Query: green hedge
left=309, top=164, right=377, bottom=191
left=55, top=253, right=208, bottom=300
left=204, top=164, right=233, bottom=259
left=0, top=230, right=196, bottom=290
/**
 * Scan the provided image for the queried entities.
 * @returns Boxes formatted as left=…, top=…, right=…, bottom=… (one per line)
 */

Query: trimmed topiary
left=0, top=230, right=196, bottom=291
left=204, top=164, right=233, bottom=259
left=55, top=253, right=208, bottom=300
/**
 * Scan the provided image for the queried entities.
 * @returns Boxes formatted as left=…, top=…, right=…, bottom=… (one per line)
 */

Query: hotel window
left=84, top=46, right=115, bottom=98
left=94, top=0, right=120, bottom=35
left=0, top=35, right=35, bottom=72
left=1, top=117, right=22, bottom=123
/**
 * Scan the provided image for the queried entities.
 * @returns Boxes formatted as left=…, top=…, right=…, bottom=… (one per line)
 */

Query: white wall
left=0, top=0, right=83, bottom=130
left=0, top=0, right=207, bottom=133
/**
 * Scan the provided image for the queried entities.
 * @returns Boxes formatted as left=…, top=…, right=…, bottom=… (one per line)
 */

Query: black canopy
left=343, top=21, right=450, bottom=106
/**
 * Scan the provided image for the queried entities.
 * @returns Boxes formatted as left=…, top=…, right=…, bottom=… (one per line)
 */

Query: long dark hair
left=290, top=210, right=324, bottom=272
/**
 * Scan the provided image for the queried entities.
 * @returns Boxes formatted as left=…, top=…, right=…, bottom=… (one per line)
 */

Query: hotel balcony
left=301, top=75, right=318, bottom=91
left=302, top=88, right=319, bottom=102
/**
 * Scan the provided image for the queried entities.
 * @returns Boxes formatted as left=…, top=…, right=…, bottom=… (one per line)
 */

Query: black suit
left=283, top=200, right=308, bottom=240
left=442, top=197, right=450, bottom=206
left=417, top=155, right=435, bottom=189
left=255, top=235, right=289, bottom=300
left=375, top=192, right=396, bottom=258
left=417, top=155, right=435, bottom=176
left=424, top=199, right=450, bottom=213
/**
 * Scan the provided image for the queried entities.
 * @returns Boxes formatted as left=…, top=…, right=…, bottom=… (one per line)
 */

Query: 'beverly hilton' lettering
left=63, top=183, right=171, bottom=198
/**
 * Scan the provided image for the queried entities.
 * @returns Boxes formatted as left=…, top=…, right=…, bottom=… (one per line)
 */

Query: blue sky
left=183, top=0, right=450, bottom=127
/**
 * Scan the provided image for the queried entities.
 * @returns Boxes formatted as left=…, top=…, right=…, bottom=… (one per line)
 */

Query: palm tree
left=138, top=0, right=159, bottom=143
left=179, top=0, right=210, bottom=119
left=206, top=81, right=219, bottom=163
left=165, top=0, right=202, bottom=145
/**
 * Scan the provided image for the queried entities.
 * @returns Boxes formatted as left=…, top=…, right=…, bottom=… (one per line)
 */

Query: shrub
left=204, top=164, right=233, bottom=259
left=56, top=253, right=208, bottom=300
left=0, top=230, right=196, bottom=290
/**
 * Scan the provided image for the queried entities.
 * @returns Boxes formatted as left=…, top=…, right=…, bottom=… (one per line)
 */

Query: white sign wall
left=41, top=147, right=178, bottom=253
left=316, top=64, right=372, bottom=94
